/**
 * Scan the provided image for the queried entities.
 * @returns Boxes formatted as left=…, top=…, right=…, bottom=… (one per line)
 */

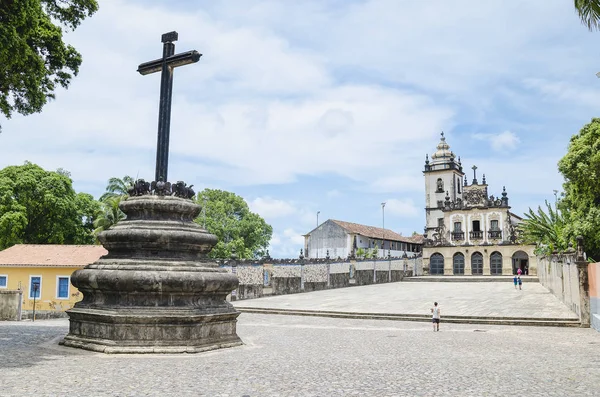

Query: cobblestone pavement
left=1, top=314, right=599, bottom=396
left=233, top=282, right=579, bottom=319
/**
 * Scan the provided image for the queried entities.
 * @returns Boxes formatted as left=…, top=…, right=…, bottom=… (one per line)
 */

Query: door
left=490, top=252, right=503, bottom=275
left=430, top=253, right=444, bottom=275
left=453, top=253, right=465, bottom=275
left=471, top=252, right=483, bottom=275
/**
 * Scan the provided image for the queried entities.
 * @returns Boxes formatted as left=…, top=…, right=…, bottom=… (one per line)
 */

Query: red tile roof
left=0, top=245, right=107, bottom=267
left=330, top=220, right=423, bottom=244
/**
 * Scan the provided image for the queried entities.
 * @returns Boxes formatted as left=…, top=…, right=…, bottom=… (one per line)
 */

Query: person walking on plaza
left=518, top=276, right=522, bottom=290
left=431, top=302, right=441, bottom=331
left=513, top=275, right=518, bottom=289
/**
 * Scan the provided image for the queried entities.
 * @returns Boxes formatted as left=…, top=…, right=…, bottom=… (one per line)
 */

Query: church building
left=422, top=133, right=535, bottom=275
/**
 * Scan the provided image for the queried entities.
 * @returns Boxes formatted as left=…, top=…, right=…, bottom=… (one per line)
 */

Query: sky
left=1, top=0, right=599, bottom=258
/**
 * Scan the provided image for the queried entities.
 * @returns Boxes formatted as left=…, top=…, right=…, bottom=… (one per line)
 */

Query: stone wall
left=537, top=250, right=595, bottom=327
left=222, top=257, right=409, bottom=300
left=537, top=254, right=581, bottom=316
left=588, top=262, right=600, bottom=331
left=0, top=290, right=22, bottom=321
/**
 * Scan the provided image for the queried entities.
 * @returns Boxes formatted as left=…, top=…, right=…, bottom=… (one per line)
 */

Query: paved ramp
left=233, top=282, right=580, bottom=326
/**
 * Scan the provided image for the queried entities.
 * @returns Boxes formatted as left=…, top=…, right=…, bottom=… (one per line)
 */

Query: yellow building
left=0, top=244, right=107, bottom=314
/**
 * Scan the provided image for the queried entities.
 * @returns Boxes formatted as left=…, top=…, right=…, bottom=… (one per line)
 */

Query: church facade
left=422, top=133, right=535, bottom=275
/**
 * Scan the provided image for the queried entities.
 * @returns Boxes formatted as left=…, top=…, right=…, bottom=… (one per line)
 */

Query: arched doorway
left=471, top=252, right=483, bottom=275
left=453, top=253, right=465, bottom=275
left=490, top=252, right=503, bottom=275
left=512, top=250, right=529, bottom=275
left=430, top=253, right=444, bottom=275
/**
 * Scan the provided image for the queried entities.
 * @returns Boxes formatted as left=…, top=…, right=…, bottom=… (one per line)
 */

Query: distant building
left=304, top=219, right=423, bottom=260
left=422, top=133, right=535, bottom=275
left=0, top=244, right=107, bottom=313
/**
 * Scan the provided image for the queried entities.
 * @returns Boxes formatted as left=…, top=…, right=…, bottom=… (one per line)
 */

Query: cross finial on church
left=441, top=131, right=444, bottom=138
left=138, top=31, right=202, bottom=183
left=472, top=165, right=478, bottom=185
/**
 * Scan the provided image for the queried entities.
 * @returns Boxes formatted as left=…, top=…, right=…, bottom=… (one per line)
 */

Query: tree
left=94, top=196, right=126, bottom=235
left=71, top=192, right=102, bottom=244
left=356, top=247, right=367, bottom=259
left=195, top=189, right=273, bottom=259
left=518, top=201, right=568, bottom=255
left=557, top=118, right=600, bottom=259
left=93, top=175, right=134, bottom=234
left=0, top=0, right=98, bottom=130
left=574, top=0, right=600, bottom=31
left=0, top=162, right=99, bottom=249
left=99, top=175, right=134, bottom=202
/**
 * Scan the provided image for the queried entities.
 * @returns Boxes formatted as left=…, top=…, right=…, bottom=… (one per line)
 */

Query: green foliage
left=558, top=118, right=600, bottom=259
left=356, top=247, right=367, bottom=259
left=371, top=245, right=379, bottom=258
left=0, top=0, right=98, bottom=129
left=94, top=196, right=125, bottom=235
left=94, top=176, right=133, bottom=235
left=518, top=200, right=568, bottom=256
left=0, top=162, right=99, bottom=248
left=195, top=189, right=273, bottom=259
left=574, top=0, right=600, bottom=31
left=71, top=192, right=102, bottom=244
left=99, top=175, right=134, bottom=202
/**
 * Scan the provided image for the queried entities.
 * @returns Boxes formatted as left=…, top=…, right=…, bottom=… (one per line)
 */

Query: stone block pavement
left=1, top=281, right=597, bottom=396
left=233, top=281, right=579, bottom=319
left=0, top=314, right=599, bottom=396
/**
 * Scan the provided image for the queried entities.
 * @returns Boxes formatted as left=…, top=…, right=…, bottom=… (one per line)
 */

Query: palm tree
left=518, top=201, right=567, bottom=255
left=99, top=176, right=134, bottom=202
left=574, top=0, right=600, bottom=31
left=93, top=196, right=126, bottom=235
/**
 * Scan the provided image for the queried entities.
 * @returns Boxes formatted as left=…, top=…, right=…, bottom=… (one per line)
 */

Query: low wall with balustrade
left=220, top=256, right=423, bottom=301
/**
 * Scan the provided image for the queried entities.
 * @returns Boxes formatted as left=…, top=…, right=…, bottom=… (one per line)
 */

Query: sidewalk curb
left=236, top=307, right=582, bottom=327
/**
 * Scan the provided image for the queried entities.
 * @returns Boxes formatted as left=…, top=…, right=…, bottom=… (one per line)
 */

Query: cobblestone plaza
left=1, top=312, right=599, bottom=396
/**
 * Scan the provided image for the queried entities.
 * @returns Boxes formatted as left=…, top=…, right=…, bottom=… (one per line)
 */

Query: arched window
left=490, top=252, right=503, bottom=275
left=453, top=253, right=465, bottom=275
left=430, top=253, right=444, bottom=275
left=471, top=252, right=483, bottom=275
left=436, top=178, right=444, bottom=193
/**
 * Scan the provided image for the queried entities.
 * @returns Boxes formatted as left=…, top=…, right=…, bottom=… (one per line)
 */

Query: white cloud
left=0, top=0, right=595, bottom=258
left=472, top=131, right=521, bottom=152
left=268, top=228, right=305, bottom=257
left=383, top=199, right=420, bottom=218
left=326, top=189, right=342, bottom=199
left=370, top=175, right=423, bottom=193
left=248, top=197, right=296, bottom=219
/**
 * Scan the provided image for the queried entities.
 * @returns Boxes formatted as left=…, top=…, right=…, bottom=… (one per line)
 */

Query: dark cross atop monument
left=137, top=31, right=201, bottom=183
left=472, top=165, right=478, bottom=185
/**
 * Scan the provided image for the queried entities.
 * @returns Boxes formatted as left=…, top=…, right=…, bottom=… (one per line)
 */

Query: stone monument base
left=62, top=195, right=243, bottom=354
left=61, top=309, right=241, bottom=354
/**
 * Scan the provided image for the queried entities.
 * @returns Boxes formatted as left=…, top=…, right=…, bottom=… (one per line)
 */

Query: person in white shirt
left=431, top=302, right=440, bottom=331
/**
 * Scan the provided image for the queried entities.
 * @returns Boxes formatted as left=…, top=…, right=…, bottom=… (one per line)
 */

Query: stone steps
left=404, top=276, right=539, bottom=282
left=236, top=307, right=581, bottom=327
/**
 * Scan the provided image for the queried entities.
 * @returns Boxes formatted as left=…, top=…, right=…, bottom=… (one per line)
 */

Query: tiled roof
left=0, top=244, right=107, bottom=267
left=330, top=220, right=424, bottom=244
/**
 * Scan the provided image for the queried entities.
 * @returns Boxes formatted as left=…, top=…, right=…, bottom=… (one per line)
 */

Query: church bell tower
left=423, top=132, right=465, bottom=236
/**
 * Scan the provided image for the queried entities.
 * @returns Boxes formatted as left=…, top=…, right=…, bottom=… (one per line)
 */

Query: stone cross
left=138, top=31, right=201, bottom=182
left=472, top=165, right=478, bottom=184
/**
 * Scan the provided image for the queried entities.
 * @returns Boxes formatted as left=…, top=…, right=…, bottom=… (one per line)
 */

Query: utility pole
left=316, top=211, right=320, bottom=259
left=381, top=202, right=386, bottom=258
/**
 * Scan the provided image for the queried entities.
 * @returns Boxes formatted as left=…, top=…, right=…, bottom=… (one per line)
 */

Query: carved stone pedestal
left=61, top=195, right=242, bottom=353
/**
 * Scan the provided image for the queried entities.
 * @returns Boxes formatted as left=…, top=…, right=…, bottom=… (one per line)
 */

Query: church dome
left=431, top=132, right=455, bottom=163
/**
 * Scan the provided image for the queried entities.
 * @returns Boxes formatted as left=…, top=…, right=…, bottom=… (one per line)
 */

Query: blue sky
left=1, top=0, right=599, bottom=257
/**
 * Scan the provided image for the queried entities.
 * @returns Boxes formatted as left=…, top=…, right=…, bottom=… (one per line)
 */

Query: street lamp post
left=381, top=202, right=386, bottom=258
left=202, top=195, right=207, bottom=229
left=316, top=211, right=320, bottom=259
left=32, top=281, right=39, bottom=322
